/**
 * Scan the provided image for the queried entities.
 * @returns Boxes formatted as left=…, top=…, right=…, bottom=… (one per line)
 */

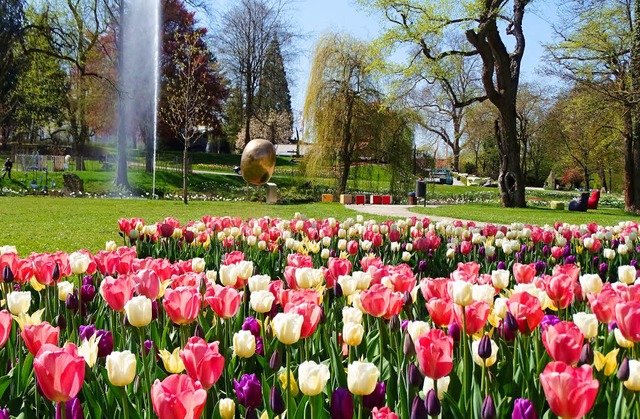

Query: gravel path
left=346, top=204, right=488, bottom=226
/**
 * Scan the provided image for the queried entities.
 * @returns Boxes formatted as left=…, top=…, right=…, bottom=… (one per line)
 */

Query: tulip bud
left=66, top=293, right=79, bottom=312
left=425, top=390, right=441, bottom=416
left=330, top=387, right=353, bottom=419
left=270, top=350, right=282, bottom=371
left=579, top=343, right=594, bottom=366
left=505, top=311, right=519, bottom=333
left=2, top=266, right=14, bottom=283
left=448, top=322, right=461, bottom=341
left=478, top=335, right=492, bottom=360
left=52, top=263, right=60, bottom=281
left=334, top=282, right=343, bottom=298
left=363, top=382, right=386, bottom=411
left=407, top=363, right=423, bottom=388
left=193, top=323, right=205, bottom=339
left=56, top=314, right=67, bottom=331
left=0, top=408, right=9, bottom=419
left=411, top=395, right=427, bottom=419
left=619, top=357, right=631, bottom=381
left=481, top=395, right=496, bottom=419
left=389, top=315, right=400, bottom=332
left=219, top=398, right=235, bottom=419
left=512, top=398, right=536, bottom=419
left=403, top=290, right=413, bottom=307
left=403, top=333, right=415, bottom=357
left=270, top=386, right=285, bottom=414
left=55, top=396, right=83, bottom=419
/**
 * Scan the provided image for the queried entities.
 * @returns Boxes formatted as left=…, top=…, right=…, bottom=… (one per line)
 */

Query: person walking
left=2, top=158, right=12, bottom=180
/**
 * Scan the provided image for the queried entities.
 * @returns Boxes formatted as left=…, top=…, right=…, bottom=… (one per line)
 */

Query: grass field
left=411, top=203, right=639, bottom=226
left=0, top=197, right=388, bottom=256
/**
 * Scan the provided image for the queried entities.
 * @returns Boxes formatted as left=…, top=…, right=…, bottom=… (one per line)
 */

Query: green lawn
left=410, top=203, right=639, bottom=226
left=0, top=197, right=387, bottom=256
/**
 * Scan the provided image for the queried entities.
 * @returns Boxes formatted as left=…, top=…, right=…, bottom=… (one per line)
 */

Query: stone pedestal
left=266, top=183, right=278, bottom=203
left=340, top=194, right=353, bottom=204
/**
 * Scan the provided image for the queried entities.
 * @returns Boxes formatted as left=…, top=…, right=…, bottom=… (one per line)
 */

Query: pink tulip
left=163, top=286, right=202, bottom=325
left=450, top=262, right=480, bottom=283
left=415, top=329, right=454, bottom=379
left=426, top=298, right=454, bottom=327
left=134, top=269, right=161, bottom=300
left=31, top=253, right=58, bottom=286
left=539, top=361, right=598, bottom=419
left=513, top=263, right=536, bottom=284
left=544, top=274, right=574, bottom=309
left=34, top=343, right=85, bottom=402
left=180, top=336, right=225, bottom=390
left=587, top=284, right=619, bottom=323
left=615, top=300, right=640, bottom=342
left=205, top=284, right=241, bottom=319
left=287, top=253, right=313, bottom=268
left=360, top=284, right=391, bottom=317
left=420, top=278, right=451, bottom=301
left=285, top=302, right=322, bottom=338
left=541, top=321, right=583, bottom=365
left=151, top=374, right=207, bottom=419
left=22, top=322, right=60, bottom=356
left=508, top=292, right=544, bottom=334
left=0, top=310, right=12, bottom=348
left=454, top=301, right=490, bottom=335
left=100, top=275, right=135, bottom=312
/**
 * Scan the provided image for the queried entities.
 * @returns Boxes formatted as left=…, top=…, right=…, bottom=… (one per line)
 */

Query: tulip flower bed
left=0, top=215, right=639, bottom=419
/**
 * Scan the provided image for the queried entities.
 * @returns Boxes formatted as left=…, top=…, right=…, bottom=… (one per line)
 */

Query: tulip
left=124, top=295, right=152, bottom=327
left=270, top=386, right=285, bottom=415
left=541, top=321, right=584, bottom=365
left=106, top=350, right=136, bottom=386
left=191, top=257, right=205, bottom=273
left=272, top=312, right=304, bottom=345
left=415, top=329, right=454, bottom=379
left=473, top=335, right=498, bottom=367
left=491, top=269, right=510, bottom=289
left=250, top=290, right=276, bottom=313
left=22, top=322, right=60, bottom=356
left=298, top=361, right=330, bottom=396
left=371, top=406, right=398, bottom=419
left=206, top=285, right=241, bottom=319
left=7, top=291, right=31, bottom=315
left=579, top=274, right=602, bottom=295
left=34, top=343, right=85, bottom=402
left=425, top=390, right=441, bottom=416
left=57, top=281, right=74, bottom=302
left=180, top=336, right=225, bottom=390
left=285, top=302, right=322, bottom=338
left=233, top=330, right=256, bottom=358
left=330, top=387, right=353, bottom=419
left=512, top=398, right=537, bottom=419
left=163, top=286, right=201, bottom=325
left=624, top=359, right=640, bottom=391
left=234, top=373, right=262, bottom=409
left=347, top=361, right=380, bottom=396
left=615, top=301, right=640, bottom=342
left=406, top=321, right=431, bottom=343
left=454, top=301, right=490, bottom=335
left=422, top=376, right=450, bottom=400
left=77, top=334, right=100, bottom=367
left=219, top=398, right=235, bottom=419
left=619, top=357, right=631, bottom=381
left=151, top=374, right=207, bottom=419
left=407, top=363, right=423, bottom=387
left=69, top=252, right=91, bottom=274
left=100, top=275, right=135, bottom=312
left=363, top=381, right=386, bottom=411
left=0, top=310, right=12, bottom=348
left=248, top=274, right=271, bottom=292
left=55, top=396, right=84, bottom=419
left=450, top=280, right=473, bottom=306
left=342, top=306, right=363, bottom=324
left=539, top=361, right=599, bottom=419
left=507, top=292, right=544, bottom=334
left=481, top=395, right=496, bottom=419
left=615, top=328, right=635, bottom=348
left=343, top=322, right=364, bottom=346
left=619, top=265, right=637, bottom=285
left=218, top=265, right=238, bottom=287
left=159, top=347, right=185, bottom=374
left=593, top=348, right=619, bottom=376
left=279, top=370, right=299, bottom=396
left=572, top=312, right=598, bottom=339
left=242, top=316, right=261, bottom=337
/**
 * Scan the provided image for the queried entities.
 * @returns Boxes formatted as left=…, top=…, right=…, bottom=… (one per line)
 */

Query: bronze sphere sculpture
left=240, top=139, right=276, bottom=185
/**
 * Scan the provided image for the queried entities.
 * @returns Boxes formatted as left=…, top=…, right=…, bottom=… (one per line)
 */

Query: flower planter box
left=370, top=195, right=382, bottom=204
left=340, top=194, right=353, bottom=204
left=355, top=195, right=366, bottom=205
left=321, top=194, right=333, bottom=203
left=382, top=195, right=392, bottom=205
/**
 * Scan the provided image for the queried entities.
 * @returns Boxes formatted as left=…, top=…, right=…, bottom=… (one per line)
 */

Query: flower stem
left=286, top=345, right=291, bottom=416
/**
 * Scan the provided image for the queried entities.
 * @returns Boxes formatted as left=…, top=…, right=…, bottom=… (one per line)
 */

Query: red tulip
left=31, top=253, right=58, bottom=286
left=507, top=292, right=544, bottom=334
left=0, top=310, right=12, bottom=348
left=414, top=329, right=454, bottom=379
left=426, top=298, right=454, bottom=328
left=180, top=336, right=225, bottom=390
left=541, top=321, right=584, bottom=365
left=615, top=300, right=640, bottom=342
left=100, top=275, right=135, bottom=312
left=587, top=284, right=619, bottom=323
left=163, top=286, right=202, bottom=325
left=346, top=240, right=359, bottom=255
left=513, top=263, right=536, bottom=284
left=22, top=322, right=60, bottom=356
left=420, top=278, right=451, bottom=301
left=360, top=284, right=391, bottom=317
left=327, top=257, right=352, bottom=288
left=151, top=374, right=207, bottom=419
left=205, top=285, right=241, bottom=319
left=454, top=301, right=490, bottom=335
left=545, top=273, right=574, bottom=309
left=539, top=361, right=598, bottom=419
left=388, top=264, right=416, bottom=294
left=34, top=343, right=85, bottom=402
left=285, top=302, right=322, bottom=338
left=134, top=269, right=161, bottom=300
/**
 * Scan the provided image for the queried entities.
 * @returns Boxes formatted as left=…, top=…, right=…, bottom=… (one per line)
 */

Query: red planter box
left=382, top=195, right=392, bottom=205
left=371, top=195, right=382, bottom=204
left=355, top=195, right=366, bottom=205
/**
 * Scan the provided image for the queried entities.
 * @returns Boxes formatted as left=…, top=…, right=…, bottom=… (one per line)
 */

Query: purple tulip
left=534, top=261, right=546, bottom=275
left=78, top=325, right=96, bottom=341
left=403, top=333, right=416, bottom=357
left=0, top=408, right=9, bottom=419
left=612, top=239, right=619, bottom=249
left=245, top=409, right=258, bottom=419
left=270, top=386, right=285, bottom=415
left=82, top=275, right=94, bottom=286
left=81, top=284, right=95, bottom=302
left=160, top=223, right=174, bottom=238
left=334, top=282, right=343, bottom=298
left=498, top=320, right=516, bottom=341
left=401, top=319, right=410, bottom=331
left=330, top=387, right=353, bottom=419
left=563, top=245, right=571, bottom=257
left=540, top=314, right=560, bottom=332
left=270, top=350, right=282, bottom=370
left=592, top=256, right=599, bottom=266
left=417, top=260, right=428, bottom=272
left=497, top=261, right=507, bottom=270
left=389, top=316, right=400, bottom=332
left=363, top=382, right=386, bottom=410
left=95, top=329, right=113, bottom=357
left=448, top=321, right=461, bottom=341
left=183, top=230, right=195, bottom=243
left=619, top=357, right=630, bottom=381
left=579, top=342, right=594, bottom=365
left=608, top=321, right=618, bottom=331
left=542, top=245, right=550, bottom=256
left=255, top=336, right=264, bottom=356
left=411, top=395, right=427, bottom=419
left=407, top=363, right=423, bottom=388
left=151, top=300, right=159, bottom=321
left=599, top=262, right=609, bottom=275
left=630, top=259, right=638, bottom=269
left=478, top=246, right=486, bottom=257
left=505, top=311, right=519, bottom=333
left=478, top=335, right=492, bottom=360
left=330, top=249, right=336, bottom=258
left=512, top=398, right=537, bottom=419
left=52, top=263, right=60, bottom=281
left=242, top=317, right=261, bottom=337
left=56, top=314, right=67, bottom=331
left=2, top=266, right=14, bottom=283
left=66, top=293, right=78, bottom=311
left=515, top=252, right=522, bottom=262
left=482, top=395, right=496, bottom=419
left=56, top=397, right=84, bottom=419
left=234, top=373, right=262, bottom=409
left=425, top=389, right=441, bottom=416
left=564, top=255, right=577, bottom=265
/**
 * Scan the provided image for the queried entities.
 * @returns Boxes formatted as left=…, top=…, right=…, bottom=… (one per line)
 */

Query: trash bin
left=408, top=192, right=417, bottom=205
left=415, top=180, right=426, bottom=198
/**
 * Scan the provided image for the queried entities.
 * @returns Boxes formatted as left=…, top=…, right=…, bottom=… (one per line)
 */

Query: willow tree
left=303, top=33, right=380, bottom=195
left=362, top=0, right=531, bottom=207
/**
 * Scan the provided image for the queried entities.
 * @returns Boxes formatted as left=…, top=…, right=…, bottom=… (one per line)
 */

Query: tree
left=0, top=0, right=25, bottom=148
left=545, top=0, right=640, bottom=212
left=363, top=1, right=531, bottom=207
left=216, top=0, right=295, bottom=149
left=160, top=31, right=227, bottom=204
left=516, top=84, right=551, bottom=185
left=303, top=33, right=381, bottom=195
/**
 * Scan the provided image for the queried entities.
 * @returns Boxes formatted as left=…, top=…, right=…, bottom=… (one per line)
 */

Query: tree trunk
left=183, top=139, right=188, bottom=204
left=623, top=106, right=636, bottom=211
left=598, top=165, right=607, bottom=192
left=115, top=0, right=129, bottom=187
left=243, top=67, right=253, bottom=148
left=495, top=115, right=526, bottom=208
left=583, top=166, right=590, bottom=191
left=630, top=0, right=640, bottom=212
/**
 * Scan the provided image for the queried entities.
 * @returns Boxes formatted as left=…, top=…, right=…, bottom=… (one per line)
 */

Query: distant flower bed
left=0, top=215, right=638, bottom=418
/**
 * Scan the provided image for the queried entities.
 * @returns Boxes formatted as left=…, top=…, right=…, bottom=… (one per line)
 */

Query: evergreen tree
left=256, top=37, right=291, bottom=115
left=0, top=0, right=25, bottom=148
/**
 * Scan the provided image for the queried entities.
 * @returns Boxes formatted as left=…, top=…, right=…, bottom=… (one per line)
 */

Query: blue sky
left=210, top=1, right=560, bottom=123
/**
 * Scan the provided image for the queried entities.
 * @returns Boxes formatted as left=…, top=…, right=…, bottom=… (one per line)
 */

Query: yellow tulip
left=279, top=370, right=299, bottom=396
left=594, top=349, right=619, bottom=376
left=159, top=347, right=185, bottom=374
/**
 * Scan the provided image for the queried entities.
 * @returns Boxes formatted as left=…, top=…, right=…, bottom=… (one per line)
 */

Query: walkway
left=347, top=204, right=488, bottom=226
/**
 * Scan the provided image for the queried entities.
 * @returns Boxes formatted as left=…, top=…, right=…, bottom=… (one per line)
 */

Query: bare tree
left=215, top=0, right=295, bottom=149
